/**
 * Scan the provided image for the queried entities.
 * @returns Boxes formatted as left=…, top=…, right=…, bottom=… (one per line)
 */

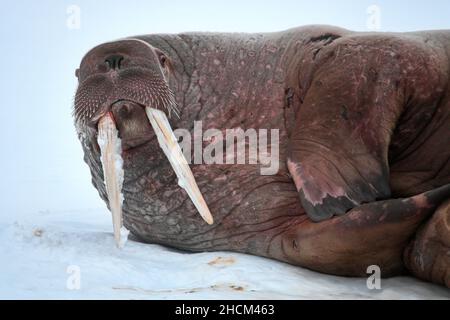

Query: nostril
left=105, top=54, right=124, bottom=70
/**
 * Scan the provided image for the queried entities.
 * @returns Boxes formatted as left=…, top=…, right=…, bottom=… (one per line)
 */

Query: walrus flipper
left=404, top=198, right=450, bottom=287
left=280, top=184, right=450, bottom=280
left=287, top=39, right=417, bottom=221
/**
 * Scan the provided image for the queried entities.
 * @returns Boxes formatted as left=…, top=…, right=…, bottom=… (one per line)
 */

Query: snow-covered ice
left=0, top=208, right=449, bottom=300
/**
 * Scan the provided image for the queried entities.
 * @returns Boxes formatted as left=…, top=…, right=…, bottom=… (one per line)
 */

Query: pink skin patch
left=410, top=194, right=432, bottom=209
left=287, top=158, right=349, bottom=206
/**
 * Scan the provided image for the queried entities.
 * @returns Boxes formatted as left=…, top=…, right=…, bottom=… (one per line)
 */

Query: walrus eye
left=156, top=50, right=168, bottom=68
left=155, top=49, right=170, bottom=73
left=157, top=52, right=171, bottom=78
left=159, top=54, right=167, bottom=67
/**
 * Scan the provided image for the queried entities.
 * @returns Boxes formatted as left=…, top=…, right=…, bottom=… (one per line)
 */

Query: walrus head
left=74, top=39, right=213, bottom=246
left=74, top=39, right=178, bottom=128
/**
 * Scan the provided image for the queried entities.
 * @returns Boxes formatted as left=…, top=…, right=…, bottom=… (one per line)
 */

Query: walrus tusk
left=98, top=113, right=129, bottom=248
left=145, top=107, right=214, bottom=225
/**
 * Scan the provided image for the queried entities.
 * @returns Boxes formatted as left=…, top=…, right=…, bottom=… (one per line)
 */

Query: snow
left=0, top=208, right=449, bottom=300
left=119, top=226, right=130, bottom=249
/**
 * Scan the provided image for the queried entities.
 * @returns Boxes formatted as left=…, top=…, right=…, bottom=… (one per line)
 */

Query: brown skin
left=74, top=26, right=450, bottom=287
left=405, top=199, right=450, bottom=287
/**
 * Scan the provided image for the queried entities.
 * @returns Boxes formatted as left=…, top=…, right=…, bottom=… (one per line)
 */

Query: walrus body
left=75, top=26, right=450, bottom=287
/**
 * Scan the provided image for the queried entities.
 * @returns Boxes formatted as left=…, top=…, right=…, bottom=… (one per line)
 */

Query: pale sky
left=1, top=0, right=450, bottom=217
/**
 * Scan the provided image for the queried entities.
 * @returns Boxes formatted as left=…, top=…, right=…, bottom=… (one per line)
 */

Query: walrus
left=74, top=25, right=450, bottom=288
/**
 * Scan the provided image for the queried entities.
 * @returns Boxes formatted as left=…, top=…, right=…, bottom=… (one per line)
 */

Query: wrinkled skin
left=74, top=26, right=450, bottom=287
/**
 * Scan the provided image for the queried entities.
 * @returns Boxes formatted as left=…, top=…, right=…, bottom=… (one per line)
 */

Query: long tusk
left=145, top=107, right=214, bottom=225
left=98, top=113, right=129, bottom=248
